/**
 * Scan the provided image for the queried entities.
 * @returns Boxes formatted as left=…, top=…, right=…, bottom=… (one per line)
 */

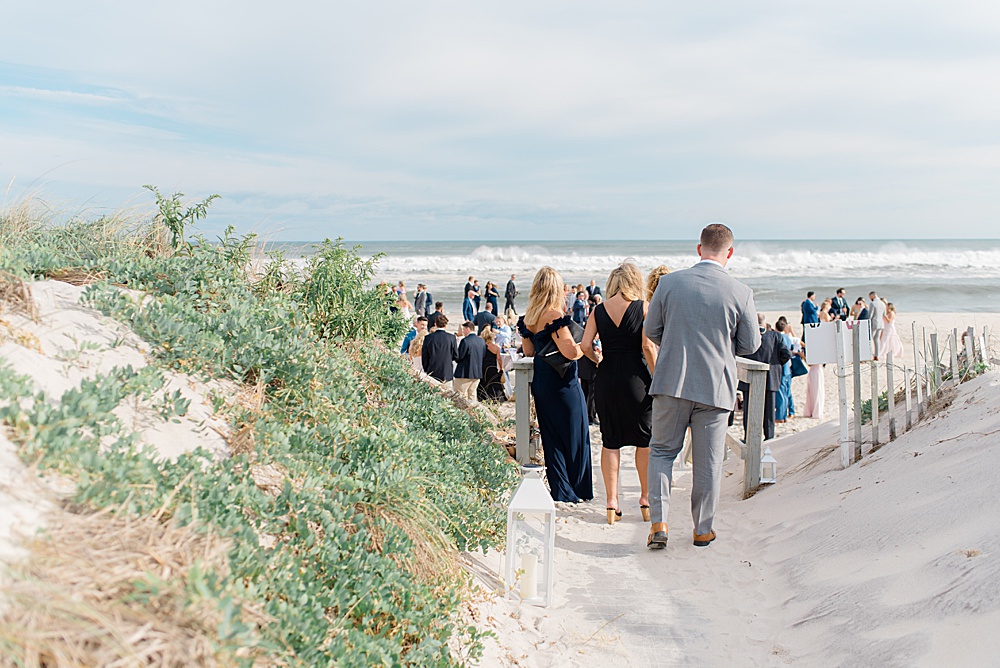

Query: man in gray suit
left=869, top=291, right=886, bottom=359
left=644, top=224, right=761, bottom=549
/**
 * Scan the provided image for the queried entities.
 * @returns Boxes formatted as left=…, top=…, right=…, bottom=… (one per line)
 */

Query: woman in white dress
left=880, top=303, right=904, bottom=360
left=803, top=300, right=832, bottom=418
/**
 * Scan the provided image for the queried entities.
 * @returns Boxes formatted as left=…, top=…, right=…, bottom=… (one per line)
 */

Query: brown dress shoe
left=647, top=522, right=668, bottom=549
left=693, top=530, right=717, bottom=547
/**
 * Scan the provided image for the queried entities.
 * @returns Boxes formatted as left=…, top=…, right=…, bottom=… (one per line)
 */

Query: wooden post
left=870, top=359, right=880, bottom=448
left=985, top=326, right=991, bottom=362
left=513, top=357, right=534, bottom=464
left=737, top=357, right=769, bottom=498
left=914, top=323, right=923, bottom=416
left=836, top=321, right=851, bottom=468
left=930, top=333, right=940, bottom=396
left=745, top=368, right=766, bottom=497
left=966, top=326, right=975, bottom=378
left=923, top=327, right=930, bottom=400
left=904, top=366, right=913, bottom=430
left=979, top=335, right=987, bottom=367
left=852, top=324, right=863, bottom=462
left=886, top=350, right=896, bottom=440
left=950, top=328, right=959, bottom=386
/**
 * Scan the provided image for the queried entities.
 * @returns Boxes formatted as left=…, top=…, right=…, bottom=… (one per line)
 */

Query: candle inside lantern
left=520, top=553, right=538, bottom=600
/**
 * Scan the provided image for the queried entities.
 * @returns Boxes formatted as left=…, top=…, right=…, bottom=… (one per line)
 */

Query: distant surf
left=274, top=239, right=1000, bottom=313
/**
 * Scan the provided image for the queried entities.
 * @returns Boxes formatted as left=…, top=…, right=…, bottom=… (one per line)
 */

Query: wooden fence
left=837, top=323, right=994, bottom=467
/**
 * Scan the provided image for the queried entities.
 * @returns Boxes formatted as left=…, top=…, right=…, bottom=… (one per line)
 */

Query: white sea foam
left=367, top=244, right=1000, bottom=279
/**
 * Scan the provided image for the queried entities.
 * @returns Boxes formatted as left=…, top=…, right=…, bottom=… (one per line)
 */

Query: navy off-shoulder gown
left=518, top=316, right=594, bottom=503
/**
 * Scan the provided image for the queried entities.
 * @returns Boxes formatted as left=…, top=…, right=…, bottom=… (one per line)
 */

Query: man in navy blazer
left=454, top=321, right=486, bottom=400
left=421, top=315, right=458, bottom=386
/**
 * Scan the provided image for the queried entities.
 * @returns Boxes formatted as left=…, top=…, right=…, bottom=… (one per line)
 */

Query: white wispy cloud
left=1, top=1, right=1000, bottom=238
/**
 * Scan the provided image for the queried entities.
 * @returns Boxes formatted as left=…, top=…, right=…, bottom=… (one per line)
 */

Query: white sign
left=803, top=320, right=872, bottom=365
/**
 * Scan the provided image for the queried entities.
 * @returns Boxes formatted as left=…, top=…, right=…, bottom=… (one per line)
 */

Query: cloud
left=2, top=1, right=1000, bottom=239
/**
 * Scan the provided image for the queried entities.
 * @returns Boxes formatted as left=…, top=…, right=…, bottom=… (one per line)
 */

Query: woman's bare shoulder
left=527, top=308, right=567, bottom=331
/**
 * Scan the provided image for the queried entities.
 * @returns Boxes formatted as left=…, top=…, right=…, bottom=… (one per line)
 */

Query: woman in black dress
left=477, top=327, right=507, bottom=402
left=517, top=266, right=593, bottom=503
left=582, top=262, right=657, bottom=524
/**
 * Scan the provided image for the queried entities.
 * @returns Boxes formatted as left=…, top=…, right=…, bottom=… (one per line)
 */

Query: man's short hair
left=485, top=303, right=493, bottom=311
left=416, top=316, right=428, bottom=323
left=837, top=288, right=845, bottom=295
left=435, top=301, right=444, bottom=309
left=462, top=320, right=475, bottom=330
left=855, top=297, right=865, bottom=304
left=807, top=291, right=815, bottom=299
left=775, top=319, right=787, bottom=332
left=869, top=291, right=877, bottom=298
left=437, top=315, right=449, bottom=327
left=699, top=223, right=734, bottom=253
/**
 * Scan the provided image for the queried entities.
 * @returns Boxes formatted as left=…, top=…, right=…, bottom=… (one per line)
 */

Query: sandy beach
left=467, top=311, right=1000, bottom=666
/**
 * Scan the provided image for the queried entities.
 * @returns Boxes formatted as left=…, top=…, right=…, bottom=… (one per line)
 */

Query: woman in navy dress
left=517, top=266, right=594, bottom=503
left=485, top=281, right=501, bottom=315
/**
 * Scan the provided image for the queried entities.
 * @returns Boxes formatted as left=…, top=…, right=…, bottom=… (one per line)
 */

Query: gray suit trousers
left=648, top=395, right=730, bottom=535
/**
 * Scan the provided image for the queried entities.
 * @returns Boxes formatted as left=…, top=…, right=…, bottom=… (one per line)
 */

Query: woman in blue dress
left=485, top=281, right=501, bottom=315
left=517, top=266, right=594, bottom=503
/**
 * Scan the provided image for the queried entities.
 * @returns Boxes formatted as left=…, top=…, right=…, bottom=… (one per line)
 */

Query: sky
left=2, top=1, right=1000, bottom=241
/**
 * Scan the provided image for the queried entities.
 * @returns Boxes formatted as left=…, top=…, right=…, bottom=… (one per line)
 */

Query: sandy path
left=473, top=311, right=1000, bottom=666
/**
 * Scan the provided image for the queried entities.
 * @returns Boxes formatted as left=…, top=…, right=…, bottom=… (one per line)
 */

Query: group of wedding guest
left=520, top=225, right=759, bottom=552
left=399, top=285, right=515, bottom=403
left=800, top=288, right=904, bottom=362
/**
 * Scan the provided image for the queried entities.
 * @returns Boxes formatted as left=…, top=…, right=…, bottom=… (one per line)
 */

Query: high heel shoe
left=640, top=505, right=650, bottom=522
left=606, top=508, right=623, bottom=525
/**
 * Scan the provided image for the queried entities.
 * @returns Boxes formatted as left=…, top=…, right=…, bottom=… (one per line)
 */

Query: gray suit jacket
left=869, top=299, right=886, bottom=331
left=645, top=261, right=761, bottom=410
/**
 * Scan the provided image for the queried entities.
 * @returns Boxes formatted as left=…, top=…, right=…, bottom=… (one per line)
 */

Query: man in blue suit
left=801, top=291, right=819, bottom=326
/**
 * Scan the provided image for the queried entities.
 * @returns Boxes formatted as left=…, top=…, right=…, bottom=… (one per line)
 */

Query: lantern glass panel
left=508, top=510, right=552, bottom=604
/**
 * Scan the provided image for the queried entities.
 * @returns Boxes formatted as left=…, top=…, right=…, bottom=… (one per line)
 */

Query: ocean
left=274, top=239, right=1000, bottom=315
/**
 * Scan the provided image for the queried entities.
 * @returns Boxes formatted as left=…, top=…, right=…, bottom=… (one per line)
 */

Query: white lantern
left=505, top=464, right=556, bottom=607
left=760, top=446, right=778, bottom=484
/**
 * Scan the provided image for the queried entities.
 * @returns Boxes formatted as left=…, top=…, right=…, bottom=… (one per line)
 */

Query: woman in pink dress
left=880, top=302, right=905, bottom=360
left=803, top=301, right=832, bottom=418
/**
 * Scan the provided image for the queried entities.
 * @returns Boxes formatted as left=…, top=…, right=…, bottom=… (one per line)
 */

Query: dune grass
left=0, top=192, right=517, bottom=666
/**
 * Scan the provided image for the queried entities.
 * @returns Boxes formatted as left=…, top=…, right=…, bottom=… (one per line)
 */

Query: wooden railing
left=734, top=357, right=769, bottom=498
left=512, top=355, right=771, bottom=499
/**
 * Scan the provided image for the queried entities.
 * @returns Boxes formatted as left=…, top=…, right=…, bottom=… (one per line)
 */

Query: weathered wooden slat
left=852, top=324, right=863, bottom=463
left=886, top=351, right=896, bottom=440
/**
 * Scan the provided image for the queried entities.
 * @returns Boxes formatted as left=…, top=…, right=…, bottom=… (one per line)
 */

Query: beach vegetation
left=0, top=193, right=517, bottom=666
left=143, top=184, right=220, bottom=250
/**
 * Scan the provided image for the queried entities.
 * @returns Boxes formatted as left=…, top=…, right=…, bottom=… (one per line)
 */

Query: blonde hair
left=409, top=331, right=426, bottom=357
left=525, top=266, right=565, bottom=326
left=646, top=265, right=671, bottom=301
left=481, top=327, right=495, bottom=344
left=887, top=302, right=896, bottom=314
left=605, top=261, right=644, bottom=301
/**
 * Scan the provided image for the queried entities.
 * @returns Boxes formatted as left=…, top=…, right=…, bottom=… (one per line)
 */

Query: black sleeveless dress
left=593, top=300, right=653, bottom=449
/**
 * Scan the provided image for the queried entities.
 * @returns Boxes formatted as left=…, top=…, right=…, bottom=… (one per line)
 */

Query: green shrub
left=0, top=195, right=517, bottom=666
